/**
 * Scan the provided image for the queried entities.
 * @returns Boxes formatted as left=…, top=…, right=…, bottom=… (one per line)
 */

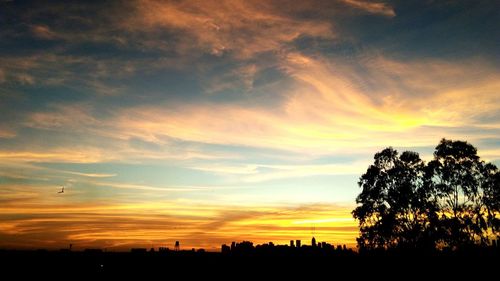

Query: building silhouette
left=221, top=244, right=230, bottom=254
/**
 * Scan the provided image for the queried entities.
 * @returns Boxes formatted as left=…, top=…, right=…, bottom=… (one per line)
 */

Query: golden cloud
left=0, top=198, right=357, bottom=250
left=103, top=54, right=500, bottom=155
left=0, top=150, right=113, bottom=163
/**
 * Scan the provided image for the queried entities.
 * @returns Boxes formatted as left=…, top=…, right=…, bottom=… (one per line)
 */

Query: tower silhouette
left=311, top=225, right=317, bottom=247
left=174, top=241, right=180, bottom=251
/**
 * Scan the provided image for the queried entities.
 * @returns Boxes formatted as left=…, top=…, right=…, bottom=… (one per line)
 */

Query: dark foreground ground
left=1, top=248, right=499, bottom=278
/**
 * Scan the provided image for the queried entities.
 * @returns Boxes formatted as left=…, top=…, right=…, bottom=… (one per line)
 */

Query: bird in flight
left=58, top=186, right=65, bottom=193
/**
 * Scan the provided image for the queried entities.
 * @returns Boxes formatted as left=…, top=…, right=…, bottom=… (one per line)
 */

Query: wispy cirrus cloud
left=0, top=150, right=112, bottom=163
left=60, top=170, right=116, bottom=178
left=127, top=0, right=335, bottom=58
left=0, top=127, right=16, bottom=138
left=30, top=24, right=58, bottom=39
left=188, top=162, right=368, bottom=183
left=339, top=0, right=395, bottom=17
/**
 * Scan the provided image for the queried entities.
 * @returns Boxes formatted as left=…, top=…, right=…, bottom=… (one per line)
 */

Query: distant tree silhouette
left=353, top=139, right=499, bottom=251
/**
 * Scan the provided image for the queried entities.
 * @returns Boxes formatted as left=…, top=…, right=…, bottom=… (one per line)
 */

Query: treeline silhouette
left=353, top=139, right=500, bottom=251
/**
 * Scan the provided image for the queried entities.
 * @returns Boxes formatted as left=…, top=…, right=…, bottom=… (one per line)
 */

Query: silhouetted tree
left=352, top=148, right=431, bottom=250
left=426, top=139, right=499, bottom=248
left=353, top=139, right=499, bottom=251
left=483, top=163, right=500, bottom=234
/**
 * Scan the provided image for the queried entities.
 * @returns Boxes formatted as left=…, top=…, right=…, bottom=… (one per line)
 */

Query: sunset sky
left=1, top=0, right=499, bottom=251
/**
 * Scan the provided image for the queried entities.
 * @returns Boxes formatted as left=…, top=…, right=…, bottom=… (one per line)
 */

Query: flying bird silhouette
left=58, top=186, right=64, bottom=193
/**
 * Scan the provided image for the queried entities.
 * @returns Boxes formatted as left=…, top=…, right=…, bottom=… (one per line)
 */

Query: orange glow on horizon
left=0, top=199, right=357, bottom=251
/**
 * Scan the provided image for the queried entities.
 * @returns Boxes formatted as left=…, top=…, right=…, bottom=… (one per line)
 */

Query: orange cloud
left=26, top=104, right=101, bottom=130
left=340, top=0, right=396, bottom=17
left=0, top=127, right=16, bottom=138
left=128, top=0, right=334, bottom=58
left=0, top=149, right=113, bottom=163
left=31, top=25, right=58, bottom=40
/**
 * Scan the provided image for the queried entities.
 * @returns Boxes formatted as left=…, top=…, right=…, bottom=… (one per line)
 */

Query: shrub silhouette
left=353, top=139, right=499, bottom=251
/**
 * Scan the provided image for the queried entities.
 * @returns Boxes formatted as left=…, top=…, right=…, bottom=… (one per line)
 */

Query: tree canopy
left=353, top=139, right=499, bottom=251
